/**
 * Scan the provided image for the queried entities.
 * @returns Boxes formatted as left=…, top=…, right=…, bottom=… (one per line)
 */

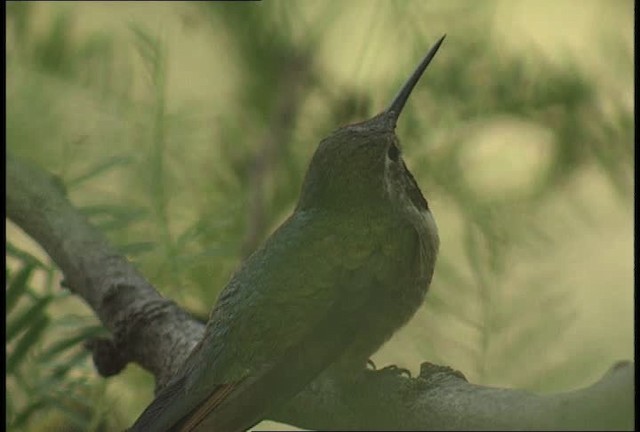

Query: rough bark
left=6, top=153, right=634, bottom=430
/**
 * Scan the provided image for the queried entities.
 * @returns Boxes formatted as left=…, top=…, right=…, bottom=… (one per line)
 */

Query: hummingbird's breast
left=383, top=154, right=440, bottom=275
left=324, top=164, right=439, bottom=375
left=349, top=155, right=439, bottom=364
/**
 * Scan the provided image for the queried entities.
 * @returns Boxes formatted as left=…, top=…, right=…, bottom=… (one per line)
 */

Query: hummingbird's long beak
left=386, top=34, right=446, bottom=128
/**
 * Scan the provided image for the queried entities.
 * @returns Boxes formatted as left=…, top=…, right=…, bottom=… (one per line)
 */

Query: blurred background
left=5, top=1, right=633, bottom=431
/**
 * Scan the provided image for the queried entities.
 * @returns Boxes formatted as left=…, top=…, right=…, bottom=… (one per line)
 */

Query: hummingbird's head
left=296, top=35, right=445, bottom=214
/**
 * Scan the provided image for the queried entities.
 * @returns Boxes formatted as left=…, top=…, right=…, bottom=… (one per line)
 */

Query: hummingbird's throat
left=383, top=153, right=439, bottom=278
left=384, top=154, right=429, bottom=214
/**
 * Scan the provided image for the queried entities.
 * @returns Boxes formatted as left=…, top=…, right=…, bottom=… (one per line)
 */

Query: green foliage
left=6, top=244, right=111, bottom=431
left=5, top=0, right=633, bottom=428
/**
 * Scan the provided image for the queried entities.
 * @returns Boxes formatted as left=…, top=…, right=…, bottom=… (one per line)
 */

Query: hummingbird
left=129, top=34, right=445, bottom=432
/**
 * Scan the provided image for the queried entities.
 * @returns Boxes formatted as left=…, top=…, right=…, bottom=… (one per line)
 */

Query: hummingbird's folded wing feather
left=127, top=334, right=234, bottom=432
left=126, top=375, right=188, bottom=432
left=130, top=211, right=392, bottom=432
left=176, top=278, right=375, bottom=432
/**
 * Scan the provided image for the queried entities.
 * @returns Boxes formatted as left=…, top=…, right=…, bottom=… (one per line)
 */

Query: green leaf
left=38, top=325, right=105, bottom=362
left=175, top=219, right=206, bottom=249
left=116, top=241, right=156, bottom=256
left=10, top=400, right=46, bottom=429
left=6, top=263, right=36, bottom=314
left=6, top=242, right=49, bottom=269
left=79, top=204, right=148, bottom=231
left=7, top=315, right=50, bottom=374
left=38, top=349, right=90, bottom=390
left=66, top=154, right=133, bottom=188
left=130, top=24, right=162, bottom=67
left=6, top=295, right=53, bottom=343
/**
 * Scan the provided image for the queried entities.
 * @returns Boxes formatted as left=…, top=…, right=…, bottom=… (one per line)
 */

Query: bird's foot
left=418, top=361, right=467, bottom=382
left=374, top=363, right=412, bottom=378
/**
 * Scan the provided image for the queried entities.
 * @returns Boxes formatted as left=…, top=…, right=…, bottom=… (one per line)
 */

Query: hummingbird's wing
left=177, top=289, right=369, bottom=432
left=130, top=210, right=413, bottom=432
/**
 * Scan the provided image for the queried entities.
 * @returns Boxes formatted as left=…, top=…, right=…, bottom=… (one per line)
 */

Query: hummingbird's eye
left=387, top=144, right=400, bottom=162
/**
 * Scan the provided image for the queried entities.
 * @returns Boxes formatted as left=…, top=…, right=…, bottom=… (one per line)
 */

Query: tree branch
left=7, top=153, right=203, bottom=387
left=6, top=153, right=634, bottom=430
